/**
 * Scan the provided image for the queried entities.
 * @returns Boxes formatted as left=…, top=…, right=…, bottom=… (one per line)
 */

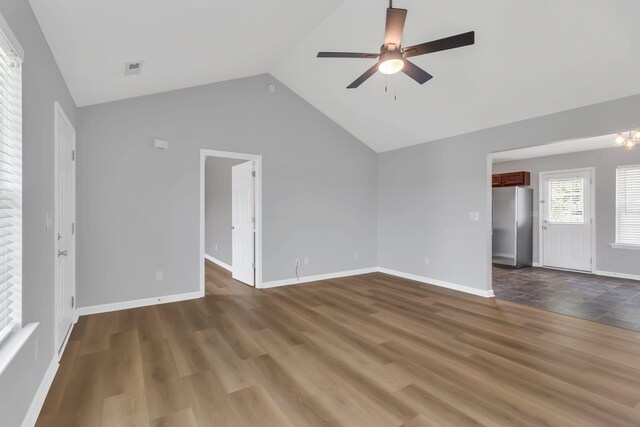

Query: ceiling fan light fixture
left=625, top=138, right=636, bottom=150
left=378, top=51, right=404, bottom=75
left=615, top=132, right=626, bottom=146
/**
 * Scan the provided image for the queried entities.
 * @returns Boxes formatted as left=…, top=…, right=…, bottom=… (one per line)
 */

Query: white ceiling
left=27, top=0, right=341, bottom=106
left=29, top=0, right=640, bottom=152
left=491, top=133, right=617, bottom=163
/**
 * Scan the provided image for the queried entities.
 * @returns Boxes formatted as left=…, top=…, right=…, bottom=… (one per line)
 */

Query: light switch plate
left=469, top=211, right=480, bottom=222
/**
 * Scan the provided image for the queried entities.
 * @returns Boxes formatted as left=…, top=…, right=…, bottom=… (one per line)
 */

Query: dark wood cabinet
left=492, top=171, right=530, bottom=187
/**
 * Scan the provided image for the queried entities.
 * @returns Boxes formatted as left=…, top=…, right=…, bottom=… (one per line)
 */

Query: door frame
left=538, top=167, right=596, bottom=273
left=53, top=101, right=76, bottom=359
left=199, top=149, right=263, bottom=291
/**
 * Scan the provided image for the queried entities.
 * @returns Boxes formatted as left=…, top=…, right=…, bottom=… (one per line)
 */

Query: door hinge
left=252, top=170, right=256, bottom=177
left=72, top=222, right=75, bottom=235
left=71, top=150, right=75, bottom=161
left=252, top=262, right=256, bottom=269
left=71, top=296, right=75, bottom=308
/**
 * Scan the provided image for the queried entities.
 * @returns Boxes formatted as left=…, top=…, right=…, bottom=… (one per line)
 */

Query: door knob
left=58, top=250, right=68, bottom=257
left=542, top=226, right=549, bottom=230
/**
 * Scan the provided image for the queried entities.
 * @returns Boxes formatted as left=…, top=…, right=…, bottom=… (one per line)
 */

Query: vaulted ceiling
left=29, top=0, right=640, bottom=152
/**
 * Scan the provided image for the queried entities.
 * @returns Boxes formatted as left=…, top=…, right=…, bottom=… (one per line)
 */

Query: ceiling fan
left=317, top=1, right=475, bottom=89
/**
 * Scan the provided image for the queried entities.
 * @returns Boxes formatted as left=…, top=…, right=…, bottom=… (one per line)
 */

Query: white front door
left=232, top=161, right=255, bottom=286
left=541, top=170, right=592, bottom=272
left=55, top=103, right=76, bottom=356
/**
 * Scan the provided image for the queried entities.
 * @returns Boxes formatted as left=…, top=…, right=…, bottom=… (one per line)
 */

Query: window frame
left=0, top=10, right=23, bottom=348
left=613, top=164, right=640, bottom=249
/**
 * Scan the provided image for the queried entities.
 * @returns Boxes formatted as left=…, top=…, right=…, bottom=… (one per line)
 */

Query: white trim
left=532, top=261, right=541, bottom=267
left=204, top=253, right=231, bottom=271
left=0, top=10, right=24, bottom=61
left=262, top=268, right=379, bottom=289
left=594, top=269, right=640, bottom=281
left=75, top=290, right=202, bottom=317
left=263, top=267, right=495, bottom=298
left=379, top=268, right=495, bottom=298
left=53, top=101, right=76, bottom=361
left=609, top=243, right=640, bottom=251
left=20, top=353, right=58, bottom=427
left=538, top=167, right=596, bottom=273
left=200, top=149, right=263, bottom=289
left=0, top=323, right=37, bottom=376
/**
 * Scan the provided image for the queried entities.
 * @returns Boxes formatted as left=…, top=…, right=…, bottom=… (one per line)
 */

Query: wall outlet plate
left=156, top=271, right=163, bottom=281
left=153, top=139, right=169, bottom=150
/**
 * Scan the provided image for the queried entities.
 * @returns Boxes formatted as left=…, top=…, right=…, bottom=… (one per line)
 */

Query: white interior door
left=232, top=161, right=255, bottom=286
left=541, top=170, right=592, bottom=272
left=55, top=103, right=76, bottom=356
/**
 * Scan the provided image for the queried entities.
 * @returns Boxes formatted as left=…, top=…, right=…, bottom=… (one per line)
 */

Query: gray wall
left=493, top=147, right=640, bottom=275
left=77, top=74, right=378, bottom=307
left=205, top=156, right=245, bottom=265
left=0, top=1, right=78, bottom=425
left=378, top=94, right=640, bottom=292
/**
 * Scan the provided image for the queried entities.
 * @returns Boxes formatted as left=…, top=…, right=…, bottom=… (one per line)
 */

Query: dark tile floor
left=493, top=266, right=640, bottom=331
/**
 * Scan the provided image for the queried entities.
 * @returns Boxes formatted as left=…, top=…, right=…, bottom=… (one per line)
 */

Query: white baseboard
left=594, top=269, right=640, bottom=281
left=262, top=267, right=494, bottom=298
left=378, top=267, right=495, bottom=298
left=21, top=355, right=59, bottom=427
left=75, top=290, right=203, bottom=317
left=261, top=267, right=379, bottom=289
left=204, top=253, right=231, bottom=272
left=532, top=261, right=541, bottom=267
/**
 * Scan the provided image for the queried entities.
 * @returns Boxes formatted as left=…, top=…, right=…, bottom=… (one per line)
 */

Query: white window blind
left=547, top=177, right=584, bottom=224
left=0, top=26, right=22, bottom=345
left=616, top=165, right=640, bottom=246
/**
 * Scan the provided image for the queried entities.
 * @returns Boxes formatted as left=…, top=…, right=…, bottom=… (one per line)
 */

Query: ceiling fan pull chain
left=385, top=74, right=388, bottom=92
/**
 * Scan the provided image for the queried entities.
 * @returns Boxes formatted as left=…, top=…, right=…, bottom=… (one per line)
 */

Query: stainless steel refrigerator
left=492, top=186, right=533, bottom=268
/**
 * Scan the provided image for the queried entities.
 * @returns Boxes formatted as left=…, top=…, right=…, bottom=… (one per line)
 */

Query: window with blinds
left=547, top=177, right=584, bottom=224
left=0, top=25, right=22, bottom=345
left=616, top=166, right=640, bottom=246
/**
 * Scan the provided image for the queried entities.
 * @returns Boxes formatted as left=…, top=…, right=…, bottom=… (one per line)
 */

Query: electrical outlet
left=354, top=252, right=359, bottom=260
left=156, top=271, right=163, bottom=281
left=303, top=257, right=309, bottom=265
left=424, top=257, right=430, bottom=266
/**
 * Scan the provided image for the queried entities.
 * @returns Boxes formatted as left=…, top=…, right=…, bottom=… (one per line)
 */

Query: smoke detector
left=125, top=61, right=142, bottom=75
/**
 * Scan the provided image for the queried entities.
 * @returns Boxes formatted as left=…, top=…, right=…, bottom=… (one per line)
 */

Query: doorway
left=54, top=102, right=76, bottom=358
left=199, top=150, right=262, bottom=292
left=540, top=168, right=594, bottom=272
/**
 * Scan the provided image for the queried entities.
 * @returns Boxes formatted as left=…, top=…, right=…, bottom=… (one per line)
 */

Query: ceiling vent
left=124, top=61, right=142, bottom=75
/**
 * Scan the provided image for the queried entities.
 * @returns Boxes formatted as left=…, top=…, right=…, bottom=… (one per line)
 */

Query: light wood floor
left=36, top=261, right=640, bottom=426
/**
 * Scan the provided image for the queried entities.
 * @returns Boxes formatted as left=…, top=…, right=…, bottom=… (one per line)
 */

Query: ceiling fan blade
left=384, top=8, right=407, bottom=48
left=402, top=60, right=433, bottom=84
left=317, top=52, right=379, bottom=59
left=403, top=31, right=475, bottom=58
left=347, top=64, right=379, bottom=89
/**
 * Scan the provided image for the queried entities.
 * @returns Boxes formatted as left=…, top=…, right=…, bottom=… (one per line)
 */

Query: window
left=616, top=165, right=640, bottom=246
left=0, top=18, right=22, bottom=345
left=547, top=177, right=584, bottom=224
